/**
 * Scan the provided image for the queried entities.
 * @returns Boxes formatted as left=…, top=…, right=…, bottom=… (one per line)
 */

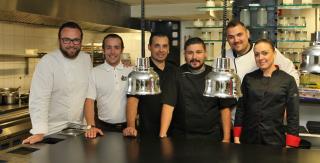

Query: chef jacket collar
left=232, top=40, right=253, bottom=58
left=257, top=65, right=280, bottom=77
left=103, top=61, right=124, bottom=71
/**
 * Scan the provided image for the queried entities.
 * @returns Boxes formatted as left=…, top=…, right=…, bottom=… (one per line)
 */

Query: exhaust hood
left=0, top=0, right=139, bottom=32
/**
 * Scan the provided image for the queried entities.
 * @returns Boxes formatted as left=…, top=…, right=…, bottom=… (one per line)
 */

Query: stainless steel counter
left=1, top=132, right=320, bottom=163
left=0, top=104, right=30, bottom=150
left=0, top=104, right=28, bottom=114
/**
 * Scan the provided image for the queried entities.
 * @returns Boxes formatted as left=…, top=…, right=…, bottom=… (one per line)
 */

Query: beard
left=59, top=45, right=80, bottom=59
left=188, top=59, right=204, bottom=70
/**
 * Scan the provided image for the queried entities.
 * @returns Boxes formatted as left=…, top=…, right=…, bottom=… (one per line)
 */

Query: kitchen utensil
left=206, top=0, right=215, bottom=7
left=2, top=92, right=19, bottom=105
left=204, top=58, right=242, bottom=98
left=261, top=30, right=269, bottom=39
left=193, top=19, right=204, bottom=27
left=58, top=128, right=85, bottom=136
left=0, top=87, right=21, bottom=105
left=205, top=19, right=215, bottom=27
left=300, top=31, right=320, bottom=73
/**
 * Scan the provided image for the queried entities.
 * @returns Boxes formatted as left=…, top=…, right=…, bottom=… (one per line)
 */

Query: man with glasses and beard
left=159, top=37, right=236, bottom=142
left=23, top=22, right=92, bottom=144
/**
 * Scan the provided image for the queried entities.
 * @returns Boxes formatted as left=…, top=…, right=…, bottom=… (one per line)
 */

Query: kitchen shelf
left=279, top=4, right=320, bottom=9
left=0, top=54, right=43, bottom=75
left=0, top=54, right=41, bottom=58
left=244, top=4, right=276, bottom=10
left=241, top=4, right=320, bottom=10
left=277, top=40, right=311, bottom=42
left=277, top=25, right=306, bottom=29
left=196, top=6, right=232, bottom=11
left=204, top=40, right=223, bottom=43
left=249, top=25, right=277, bottom=29
left=185, top=26, right=223, bottom=29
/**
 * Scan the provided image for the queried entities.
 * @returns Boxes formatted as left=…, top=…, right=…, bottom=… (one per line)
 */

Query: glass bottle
left=257, top=8, right=267, bottom=26
left=240, top=9, right=250, bottom=26
left=295, top=16, right=306, bottom=26
left=283, top=0, right=293, bottom=5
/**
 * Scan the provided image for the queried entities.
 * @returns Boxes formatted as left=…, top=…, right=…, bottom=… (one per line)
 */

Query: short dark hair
left=58, top=21, right=83, bottom=39
left=254, top=38, right=275, bottom=52
left=184, top=37, right=206, bottom=51
left=226, top=19, right=247, bottom=30
left=148, top=32, right=169, bottom=45
left=102, top=34, right=124, bottom=49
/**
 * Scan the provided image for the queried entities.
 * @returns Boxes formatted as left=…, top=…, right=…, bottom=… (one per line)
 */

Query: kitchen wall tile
left=2, top=23, right=14, bottom=36
left=13, top=36, right=25, bottom=54
left=0, top=36, right=4, bottom=52
left=0, top=23, right=3, bottom=35
left=13, top=24, right=25, bottom=36
left=24, top=37, right=36, bottom=49
left=24, top=25, right=35, bottom=37
left=3, top=35, right=14, bottom=53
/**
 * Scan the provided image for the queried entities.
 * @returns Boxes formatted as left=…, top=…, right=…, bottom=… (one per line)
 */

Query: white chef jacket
left=29, top=49, right=92, bottom=135
left=86, top=62, right=132, bottom=124
left=225, top=44, right=300, bottom=85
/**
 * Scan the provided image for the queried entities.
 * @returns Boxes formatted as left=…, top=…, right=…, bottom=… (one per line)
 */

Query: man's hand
left=121, top=60, right=132, bottom=67
left=222, top=139, right=230, bottom=143
left=85, top=127, right=104, bottom=138
left=123, top=127, right=137, bottom=137
left=234, top=137, right=241, bottom=144
left=22, top=134, right=44, bottom=144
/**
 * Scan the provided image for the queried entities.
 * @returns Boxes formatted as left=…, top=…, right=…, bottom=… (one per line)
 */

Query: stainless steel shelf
left=185, top=26, right=223, bottom=29
left=241, top=4, right=320, bottom=10
left=0, top=54, right=41, bottom=58
left=277, top=26, right=306, bottom=29
left=204, top=40, right=223, bottom=43
left=196, top=6, right=232, bottom=11
left=279, top=4, right=320, bottom=9
left=277, top=40, right=311, bottom=42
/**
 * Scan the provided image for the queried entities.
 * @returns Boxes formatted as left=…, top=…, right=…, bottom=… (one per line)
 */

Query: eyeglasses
left=60, top=38, right=81, bottom=45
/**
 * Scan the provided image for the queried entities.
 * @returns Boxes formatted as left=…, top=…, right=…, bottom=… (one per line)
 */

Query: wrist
left=127, top=123, right=135, bottom=128
left=87, top=124, right=96, bottom=129
left=159, top=133, right=167, bottom=138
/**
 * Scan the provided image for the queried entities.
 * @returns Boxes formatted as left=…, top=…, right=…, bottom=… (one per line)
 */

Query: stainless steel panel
left=0, top=0, right=134, bottom=32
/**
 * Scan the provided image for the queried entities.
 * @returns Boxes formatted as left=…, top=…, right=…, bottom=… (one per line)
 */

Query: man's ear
left=246, top=29, right=250, bottom=39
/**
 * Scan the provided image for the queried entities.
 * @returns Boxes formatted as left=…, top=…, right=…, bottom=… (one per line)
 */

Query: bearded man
left=23, top=22, right=92, bottom=144
left=159, top=37, right=236, bottom=142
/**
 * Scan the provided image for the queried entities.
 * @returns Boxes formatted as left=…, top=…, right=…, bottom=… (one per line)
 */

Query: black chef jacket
left=129, top=58, right=178, bottom=137
left=162, top=64, right=237, bottom=140
left=234, top=68, right=300, bottom=147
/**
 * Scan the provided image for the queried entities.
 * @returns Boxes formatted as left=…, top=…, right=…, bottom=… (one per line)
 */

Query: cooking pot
left=0, top=87, right=20, bottom=105
left=19, top=93, right=29, bottom=104
left=2, top=91, right=19, bottom=105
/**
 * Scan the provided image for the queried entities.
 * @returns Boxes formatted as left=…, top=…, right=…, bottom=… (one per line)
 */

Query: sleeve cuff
left=233, top=126, right=242, bottom=137
left=286, top=134, right=301, bottom=147
left=30, top=126, right=48, bottom=135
